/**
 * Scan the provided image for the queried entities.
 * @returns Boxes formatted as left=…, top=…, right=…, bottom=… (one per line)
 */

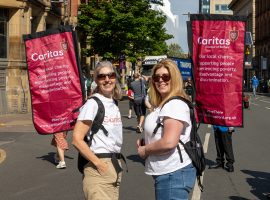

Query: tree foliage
left=167, top=43, right=188, bottom=58
left=78, top=0, right=173, bottom=61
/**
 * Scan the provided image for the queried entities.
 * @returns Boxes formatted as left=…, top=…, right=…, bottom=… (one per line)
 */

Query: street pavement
left=0, top=100, right=154, bottom=200
left=0, top=96, right=270, bottom=200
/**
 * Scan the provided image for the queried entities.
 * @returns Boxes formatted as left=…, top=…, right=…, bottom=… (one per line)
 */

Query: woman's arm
left=72, top=120, right=108, bottom=174
left=137, top=117, right=184, bottom=159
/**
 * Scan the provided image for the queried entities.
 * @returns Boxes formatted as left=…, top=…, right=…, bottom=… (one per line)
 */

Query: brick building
left=255, top=0, right=270, bottom=83
left=0, top=0, right=80, bottom=114
left=229, top=0, right=256, bottom=90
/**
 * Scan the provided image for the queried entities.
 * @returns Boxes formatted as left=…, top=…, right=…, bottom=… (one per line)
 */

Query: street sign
left=245, top=32, right=253, bottom=45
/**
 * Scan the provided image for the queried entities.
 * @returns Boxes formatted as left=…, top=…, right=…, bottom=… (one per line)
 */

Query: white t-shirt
left=77, top=93, right=122, bottom=153
left=144, top=99, right=192, bottom=175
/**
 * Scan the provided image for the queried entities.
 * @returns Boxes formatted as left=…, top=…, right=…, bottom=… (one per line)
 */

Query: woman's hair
left=93, top=61, right=122, bottom=100
left=149, top=58, right=189, bottom=108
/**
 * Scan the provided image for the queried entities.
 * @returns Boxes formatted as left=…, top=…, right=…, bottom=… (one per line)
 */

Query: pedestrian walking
left=137, top=59, right=196, bottom=200
left=251, top=75, right=259, bottom=97
left=126, top=86, right=134, bottom=119
left=51, top=131, right=68, bottom=169
left=130, top=73, right=147, bottom=133
left=209, top=125, right=235, bottom=172
left=72, top=61, right=123, bottom=200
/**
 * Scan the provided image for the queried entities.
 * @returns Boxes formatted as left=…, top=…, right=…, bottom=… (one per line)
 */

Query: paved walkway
left=0, top=113, right=35, bottom=133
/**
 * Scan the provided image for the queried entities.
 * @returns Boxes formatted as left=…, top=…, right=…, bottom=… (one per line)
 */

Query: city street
left=0, top=95, right=270, bottom=200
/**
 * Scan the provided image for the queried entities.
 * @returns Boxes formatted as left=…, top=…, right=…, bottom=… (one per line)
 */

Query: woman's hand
left=96, top=160, right=109, bottom=175
left=137, top=139, right=148, bottom=159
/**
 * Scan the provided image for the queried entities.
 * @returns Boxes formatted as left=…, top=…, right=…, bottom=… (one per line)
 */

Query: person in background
left=126, top=86, right=134, bottom=119
left=251, top=75, right=259, bottom=97
left=51, top=131, right=68, bottom=169
left=72, top=61, right=123, bottom=200
left=267, top=78, right=270, bottom=93
left=184, top=77, right=193, bottom=100
left=144, top=86, right=152, bottom=112
left=83, top=71, right=91, bottom=99
left=130, top=73, right=147, bottom=133
left=209, top=125, right=235, bottom=172
left=137, top=59, right=196, bottom=200
left=90, top=80, right=97, bottom=96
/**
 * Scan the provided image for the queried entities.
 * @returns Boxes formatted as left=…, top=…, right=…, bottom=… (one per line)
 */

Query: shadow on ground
left=237, top=170, right=270, bottom=200
left=36, top=152, right=74, bottom=165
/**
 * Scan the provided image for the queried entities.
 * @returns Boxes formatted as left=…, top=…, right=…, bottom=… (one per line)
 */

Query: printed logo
left=61, top=40, right=69, bottom=51
left=229, top=28, right=239, bottom=42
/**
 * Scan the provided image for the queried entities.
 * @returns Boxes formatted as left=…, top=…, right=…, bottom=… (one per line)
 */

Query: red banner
left=23, top=26, right=84, bottom=134
left=191, top=15, right=246, bottom=127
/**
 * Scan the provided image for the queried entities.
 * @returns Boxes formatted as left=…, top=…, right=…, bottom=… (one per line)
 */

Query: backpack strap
left=152, top=96, right=196, bottom=163
left=153, top=122, right=163, bottom=135
left=87, top=96, right=108, bottom=146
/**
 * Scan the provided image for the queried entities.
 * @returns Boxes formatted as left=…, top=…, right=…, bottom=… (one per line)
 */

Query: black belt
left=95, top=153, right=128, bottom=186
left=96, top=153, right=123, bottom=160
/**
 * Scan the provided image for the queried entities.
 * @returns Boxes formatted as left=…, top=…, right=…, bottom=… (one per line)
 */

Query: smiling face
left=96, top=66, right=116, bottom=98
left=153, top=67, right=171, bottom=99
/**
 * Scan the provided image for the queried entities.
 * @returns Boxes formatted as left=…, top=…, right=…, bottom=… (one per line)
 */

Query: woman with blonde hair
left=72, top=61, right=123, bottom=200
left=137, top=59, right=196, bottom=200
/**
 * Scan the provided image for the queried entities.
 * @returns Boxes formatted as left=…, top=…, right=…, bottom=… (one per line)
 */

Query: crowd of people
left=48, top=59, right=241, bottom=200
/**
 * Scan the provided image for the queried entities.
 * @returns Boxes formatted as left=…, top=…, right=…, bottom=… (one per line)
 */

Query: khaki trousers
left=83, top=158, right=122, bottom=200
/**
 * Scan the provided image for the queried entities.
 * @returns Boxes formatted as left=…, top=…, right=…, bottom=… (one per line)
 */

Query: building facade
left=255, top=0, right=270, bottom=85
left=199, top=0, right=210, bottom=14
left=0, top=0, right=80, bottom=114
left=210, top=0, right=233, bottom=14
left=229, top=0, right=256, bottom=90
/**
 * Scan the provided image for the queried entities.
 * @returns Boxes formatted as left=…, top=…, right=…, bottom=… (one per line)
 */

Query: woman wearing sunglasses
left=137, top=59, right=196, bottom=200
left=72, top=61, right=123, bottom=200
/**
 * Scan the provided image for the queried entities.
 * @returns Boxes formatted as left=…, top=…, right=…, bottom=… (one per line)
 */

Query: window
left=202, top=0, right=210, bottom=5
left=0, top=69, right=6, bottom=90
left=0, top=9, right=8, bottom=59
left=215, top=4, right=230, bottom=12
left=221, top=5, right=229, bottom=11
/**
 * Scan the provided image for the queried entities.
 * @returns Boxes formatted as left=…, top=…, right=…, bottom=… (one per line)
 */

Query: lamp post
left=51, top=0, right=68, bottom=25
left=119, top=54, right=126, bottom=88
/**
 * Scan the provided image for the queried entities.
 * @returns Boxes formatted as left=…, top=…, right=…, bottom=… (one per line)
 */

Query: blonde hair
left=149, top=59, right=189, bottom=108
left=94, top=61, right=122, bottom=100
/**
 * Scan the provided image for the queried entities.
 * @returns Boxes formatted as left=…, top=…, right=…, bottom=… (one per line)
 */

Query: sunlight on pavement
left=0, top=149, right=7, bottom=164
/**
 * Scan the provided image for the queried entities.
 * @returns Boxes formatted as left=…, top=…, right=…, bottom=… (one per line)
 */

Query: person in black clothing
left=184, top=77, right=193, bottom=100
left=130, top=73, right=147, bottom=133
left=209, top=125, right=235, bottom=172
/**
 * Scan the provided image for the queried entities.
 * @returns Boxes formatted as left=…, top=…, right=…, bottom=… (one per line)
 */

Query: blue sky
left=163, top=0, right=199, bottom=53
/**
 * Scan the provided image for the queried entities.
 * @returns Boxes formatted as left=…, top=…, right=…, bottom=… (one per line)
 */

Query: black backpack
left=77, top=96, right=113, bottom=174
left=153, top=96, right=206, bottom=192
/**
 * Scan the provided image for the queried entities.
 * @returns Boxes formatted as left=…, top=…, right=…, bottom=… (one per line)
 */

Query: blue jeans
left=252, top=85, right=257, bottom=96
left=153, top=163, right=196, bottom=200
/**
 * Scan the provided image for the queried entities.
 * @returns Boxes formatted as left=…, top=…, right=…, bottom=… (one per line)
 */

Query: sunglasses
left=97, top=72, right=116, bottom=80
left=152, top=73, right=171, bottom=82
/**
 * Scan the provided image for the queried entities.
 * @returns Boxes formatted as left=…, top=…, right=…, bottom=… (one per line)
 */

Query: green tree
left=167, top=43, right=187, bottom=58
left=78, top=0, right=173, bottom=61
